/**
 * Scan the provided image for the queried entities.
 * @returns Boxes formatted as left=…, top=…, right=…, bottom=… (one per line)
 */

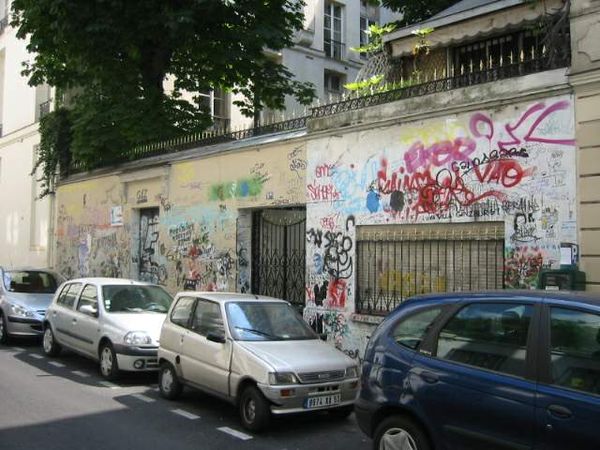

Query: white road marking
left=71, top=370, right=90, bottom=378
left=98, top=381, right=120, bottom=389
left=131, top=393, right=155, bottom=403
left=217, top=427, right=253, bottom=441
left=171, top=409, right=200, bottom=420
left=30, top=354, right=44, bottom=359
left=48, top=361, right=66, bottom=368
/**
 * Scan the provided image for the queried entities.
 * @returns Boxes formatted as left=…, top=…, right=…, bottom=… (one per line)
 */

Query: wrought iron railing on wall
left=311, top=50, right=571, bottom=118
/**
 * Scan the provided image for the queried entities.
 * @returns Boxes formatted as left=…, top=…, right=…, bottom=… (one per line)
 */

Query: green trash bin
left=537, top=267, right=586, bottom=291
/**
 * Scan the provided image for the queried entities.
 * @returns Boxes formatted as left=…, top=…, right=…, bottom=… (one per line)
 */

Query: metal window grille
left=356, top=222, right=505, bottom=316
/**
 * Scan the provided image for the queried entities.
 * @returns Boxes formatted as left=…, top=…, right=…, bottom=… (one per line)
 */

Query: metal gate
left=138, top=207, right=166, bottom=284
left=251, top=209, right=306, bottom=309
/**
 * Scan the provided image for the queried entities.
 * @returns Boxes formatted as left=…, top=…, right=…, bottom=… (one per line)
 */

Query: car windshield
left=3, top=271, right=59, bottom=294
left=102, top=285, right=173, bottom=313
left=226, top=301, right=317, bottom=341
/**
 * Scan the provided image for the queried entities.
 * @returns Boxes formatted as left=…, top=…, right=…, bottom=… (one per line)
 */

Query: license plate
left=304, top=394, right=341, bottom=409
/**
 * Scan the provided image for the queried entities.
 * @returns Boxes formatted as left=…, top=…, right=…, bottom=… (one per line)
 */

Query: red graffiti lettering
left=315, top=163, right=335, bottom=178
left=307, top=183, right=340, bottom=202
left=472, top=159, right=532, bottom=188
left=320, top=215, right=338, bottom=231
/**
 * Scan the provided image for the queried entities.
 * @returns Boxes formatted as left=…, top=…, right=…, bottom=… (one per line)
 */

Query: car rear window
left=3, top=271, right=59, bottom=294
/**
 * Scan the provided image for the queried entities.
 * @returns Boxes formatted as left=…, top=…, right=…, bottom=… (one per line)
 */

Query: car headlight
left=268, top=372, right=299, bottom=385
left=345, top=366, right=359, bottom=379
left=9, top=303, right=35, bottom=318
left=123, top=331, right=153, bottom=346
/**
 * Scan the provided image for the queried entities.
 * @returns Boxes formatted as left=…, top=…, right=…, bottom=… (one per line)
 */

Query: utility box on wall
left=537, top=268, right=586, bottom=291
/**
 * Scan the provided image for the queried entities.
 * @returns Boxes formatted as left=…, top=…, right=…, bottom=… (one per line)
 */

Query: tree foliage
left=11, top=0, right=316, bottom=172
left=369, top=0, right=461, bottom=26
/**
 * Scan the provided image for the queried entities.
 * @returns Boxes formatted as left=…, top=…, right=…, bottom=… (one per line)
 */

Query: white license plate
left=304, top=394, right=341, bottom=409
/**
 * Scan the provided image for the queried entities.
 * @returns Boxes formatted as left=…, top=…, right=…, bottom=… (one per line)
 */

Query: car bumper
left=258, top=378, right=359, bottom=415
left=114, top=345, right=159, bottom=372
left=6, top=316, right=44, bottom=337
left=354, top=396, right=379, bottom=437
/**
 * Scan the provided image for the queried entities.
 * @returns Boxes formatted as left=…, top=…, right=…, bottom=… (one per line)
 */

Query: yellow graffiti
left=378, top=270, right=447, bottom=298
left=399, top=121, right=468, bottom=147
left=173, top=161, right=198, bottom=185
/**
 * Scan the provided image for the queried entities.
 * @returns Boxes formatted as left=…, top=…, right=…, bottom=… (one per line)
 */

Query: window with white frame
left=324, top=2, right=344, bottom=60
left=324, top=71, right=345, bottom=102
left=198, top=88, right=229, bottom=130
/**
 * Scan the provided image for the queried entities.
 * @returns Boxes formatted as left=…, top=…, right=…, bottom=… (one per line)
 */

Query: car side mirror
left=80, top=304, right=98, bottom=317
left=206, top=330, right=226, bottom=344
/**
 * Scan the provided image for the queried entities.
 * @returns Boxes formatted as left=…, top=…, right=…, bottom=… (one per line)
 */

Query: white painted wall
left=0, top=10, right=51, bottom=269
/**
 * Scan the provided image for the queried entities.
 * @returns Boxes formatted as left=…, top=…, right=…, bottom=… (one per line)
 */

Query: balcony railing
left=311, top=48, right=571, bottom=118
left=38, top=100, right=52, bottom=121
left=324, top=38, right=345, bottom=60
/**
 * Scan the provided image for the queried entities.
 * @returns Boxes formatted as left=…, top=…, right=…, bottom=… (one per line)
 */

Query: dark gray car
left=0, top=267, right=63, bottom=343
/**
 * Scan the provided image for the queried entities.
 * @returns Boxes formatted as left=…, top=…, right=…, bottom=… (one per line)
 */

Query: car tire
left=373, top=415, right=431, bottom=450
left=158, top=362, right=182, bottom=400
left=99, top=342, right=120, bottom=381
left=42, top=325, right=62, bottom=357
left=239, top=385, right=271, bottom=432
left=328, top=405, right=354, bottom=420
left=0, top=312, right=10, bottom=345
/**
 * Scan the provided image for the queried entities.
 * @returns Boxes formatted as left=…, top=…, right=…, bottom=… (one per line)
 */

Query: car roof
left=175, top=291, right=288, bottom=304
left=407, top=290, right=600, bottom=307
left=62, top=277, right=156, bottom=286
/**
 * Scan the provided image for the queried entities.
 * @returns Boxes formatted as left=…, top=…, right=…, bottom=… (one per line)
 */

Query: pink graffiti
left=320, top=214, right=339, bottom=231
left=307, top=183, right=340, bottom=202
left=315, top=163, right=335, bottom=178
left=404, top=137, right=477, bottom=173
left=469, top=100, right=575, bottom=150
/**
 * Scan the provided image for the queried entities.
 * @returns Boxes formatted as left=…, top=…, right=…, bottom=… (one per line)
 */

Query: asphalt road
left=0, top=339, right=371, bottom=450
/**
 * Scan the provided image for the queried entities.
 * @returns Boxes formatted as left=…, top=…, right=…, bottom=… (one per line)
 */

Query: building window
left=35, top=84, right=52, bottom=122
left=324, top=2, right=344, bottom=60
left=360, top=16, right=377, bottom=59
left=324, top=71, right=345, bottom=102
left=198, top=88, right=229, bottom=130
left=355, top=222, right=505, bottom=315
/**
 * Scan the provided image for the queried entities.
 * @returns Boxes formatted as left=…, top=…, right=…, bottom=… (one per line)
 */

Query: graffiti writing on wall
left=210, top=176, right=266, bottom=201
left=139, top=211, right=167, bottom=284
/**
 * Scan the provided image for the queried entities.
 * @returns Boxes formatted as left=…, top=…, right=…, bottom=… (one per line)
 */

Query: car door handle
left=419, top=371, right=439, bottom=384
left=548, top=404, right=572, bottom=419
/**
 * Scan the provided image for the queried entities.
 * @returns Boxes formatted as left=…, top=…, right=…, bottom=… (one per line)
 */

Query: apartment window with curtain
left=198, top=88, right=230, bottom=130
left=324, top=71, right=345, bottom=102
left=324, top=2, right=344, bottom=60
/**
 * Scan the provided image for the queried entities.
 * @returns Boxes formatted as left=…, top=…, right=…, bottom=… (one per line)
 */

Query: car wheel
left=328, top=405, right=354, bottom=420
left=373, top=415, right=431, bottom=450
left=0, top=312, right=9, bottom=345
left=158, top=362, right=182, bottom=400
left=99, top=342, right=120, bottom=381
left=239, top=385, right=271, bottom=432
left=42, top=326, right=62, bottom=356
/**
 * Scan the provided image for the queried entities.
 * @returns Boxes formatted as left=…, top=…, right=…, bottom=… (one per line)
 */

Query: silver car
left=43, top=278, right=173, bottom=380
left=158, top=292, right=360, bottom=432
left=0, top=268, right=63, bottom=344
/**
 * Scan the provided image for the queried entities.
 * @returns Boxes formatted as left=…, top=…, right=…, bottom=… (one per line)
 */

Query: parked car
left=158, top=292, right=360, bottom=431
left=42, top=278, right=173, bottom=380
left=0, top=267, right=63, bottom=344
left=355, top=291, right=600, bottom=450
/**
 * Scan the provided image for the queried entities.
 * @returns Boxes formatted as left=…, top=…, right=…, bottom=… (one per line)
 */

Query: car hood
left=3, top=292, right=55, bottom=311
left=237, top=339, right=354, bottom=373
left=104, top=313, right=166, bottom=343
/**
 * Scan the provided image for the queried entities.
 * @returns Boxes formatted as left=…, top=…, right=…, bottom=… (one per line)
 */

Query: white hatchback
left=43, top=278, right=173, bottom=380
left=158, top=292, right=359, bottom=431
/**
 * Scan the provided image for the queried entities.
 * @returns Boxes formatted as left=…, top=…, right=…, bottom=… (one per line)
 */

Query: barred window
left=356, top=222, right=505, bottom=315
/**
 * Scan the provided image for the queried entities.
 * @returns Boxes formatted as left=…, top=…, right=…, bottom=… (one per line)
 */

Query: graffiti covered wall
left=305, top=95, right=577, bottom=357
left=55, top=141, right=307, bottom=293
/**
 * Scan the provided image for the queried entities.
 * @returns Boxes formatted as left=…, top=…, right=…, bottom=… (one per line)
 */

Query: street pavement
left=0, top=340, right=370, bottom=450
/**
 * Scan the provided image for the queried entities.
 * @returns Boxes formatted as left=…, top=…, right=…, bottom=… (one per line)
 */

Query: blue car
left=356, top=291, right=600, bottom=450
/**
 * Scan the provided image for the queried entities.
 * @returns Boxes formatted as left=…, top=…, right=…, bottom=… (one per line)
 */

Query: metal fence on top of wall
left=355, top=222, right=505, bottom=316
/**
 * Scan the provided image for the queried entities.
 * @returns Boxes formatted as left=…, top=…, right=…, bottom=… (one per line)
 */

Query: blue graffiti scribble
left=313, top=253, right=324, bottom=274
left=239, top=181, right=250, bottom=197
left=366, top=190, right=380, bottom=213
